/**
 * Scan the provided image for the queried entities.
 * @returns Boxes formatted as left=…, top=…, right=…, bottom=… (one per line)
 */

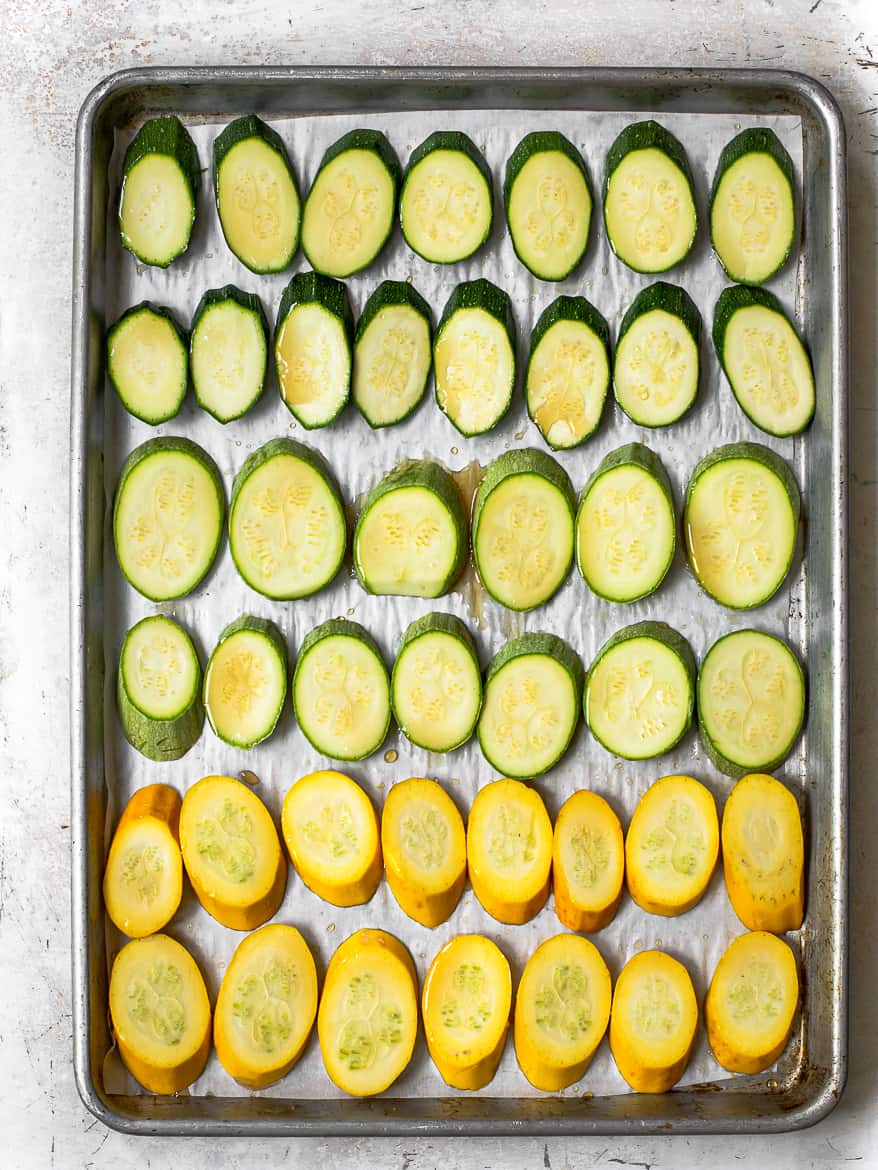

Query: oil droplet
left=633, top=938, right=643, bottom=950
left=384, top=749, right=398, bottom=763
left=327, top=922, right=336, bottom=934
left=451, top=446, right=459, bottom=456
left=514, top=430, right=525, bottom=441
left=235, top=440, right=242, bottom=447
left=346, top=607, right=354, bottom=616
left=376, top=782, right=385, bottom=791
left=767, top=1078, right=778, bottom=1090
left=239, top=770, right=260, bottom=786
left=655, top=937, right=663, bottom=948
left=581, top=1091, right=593, bottom=1101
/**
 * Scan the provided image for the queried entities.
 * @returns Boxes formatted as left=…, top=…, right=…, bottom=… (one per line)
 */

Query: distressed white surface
left=0, top=0, right=877, bottom=1167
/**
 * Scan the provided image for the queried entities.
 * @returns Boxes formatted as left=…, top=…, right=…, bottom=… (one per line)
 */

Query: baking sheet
left=100, top=106, right=806, bottom=1101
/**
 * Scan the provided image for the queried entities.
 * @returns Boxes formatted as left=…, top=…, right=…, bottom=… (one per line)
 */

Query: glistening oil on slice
left=353, top=281, right=432, bottom=428
left=609, top=949, right=697, bottom=1092
left=553, top=790, right=625, bottom=933
left=103, top=784, right=183, bottom=938
left=274, top=271, right=354, bottom=428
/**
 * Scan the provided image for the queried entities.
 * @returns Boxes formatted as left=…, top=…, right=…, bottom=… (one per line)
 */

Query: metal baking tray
left=70, top=66, right=848, bottom=1136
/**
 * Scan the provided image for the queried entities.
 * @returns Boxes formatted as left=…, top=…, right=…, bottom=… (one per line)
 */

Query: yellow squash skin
left=103, top=783, right=183, bottom=938
left=553, top=790, right=624, bottom=933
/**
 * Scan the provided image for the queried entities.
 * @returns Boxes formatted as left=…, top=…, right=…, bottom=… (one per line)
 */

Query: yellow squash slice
left=553, top=790, right=625, bottom=933
left=103, top=783, right=183, bottom=938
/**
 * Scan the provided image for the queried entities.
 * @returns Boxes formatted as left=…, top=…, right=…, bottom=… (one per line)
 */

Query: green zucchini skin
left=617, top=281, right=702, bottom=348
left=106, top=302, right=189, bottom=425
left=353, top=280, right=433, bottom=428
left=190, top=285, right=269, bottom=423
left=275, top=270, right=354, bottom=341
left=401, top=131, right=493, bottom=262
left=119, top=116, right=201, bottom=266
left=392, top=612, right=482, bottom=752
left=117, top=616, right=204, bottom=761
left=604, top=120, right=694, bottom=190
left=204, top=614, right=288, bottom=748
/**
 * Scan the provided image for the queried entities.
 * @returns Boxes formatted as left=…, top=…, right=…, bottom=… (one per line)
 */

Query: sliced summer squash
left=576, top=443, right=676, bottom=603
left=103, top=783, right=183, bottom=938
left=722, top=772, right=804, bottom=933
left=478, top=633, right=583, bottom=778
left=107, top=302, right=188, bottom=424
left=213, top=115, right=301, bottom=273
left=710, top=128, right=796, bottom=285
left=613, top=282, right=702, bottom=427
left=434, top=280, right=516, bottom=436
left=625, top=774, right=719, bottom=916
left=117, top=615, right=204, bottom=762
left=318, top=928, right=418, bottom=1096
left=603, top=121, right=697, bottom=274
left=179, top=775, right=286, bottom=931
left=684, top=442, right=801, bottom=610
left=391, top=613, right=482, bottom=753
left=291, top=620, right=391, bottom=761
left=109, top=934, right=211, bottom=1095
left=705, top=930, right=799, bottom=1074
left=698, top=629, right=805, bottom=777
left=514, top=933, right=612, bottom=1092
left=609, top=949, right=698, bottom=1093
left=584, top=621, right=696, bottom=760
left=275, top=270, right=354, bottom=428
left=203, top=615, right=287, bottom=749
left=119, top=116, right=201, bottom=268
left=353, top=280, right=432, bottom=427
left=214, top=924, right=318, bottom=1089
left=229, top=438, right=346, bottom=601
left=281, top=769, right=382, bottom=907
left=302, top=129, right=401, bottom=277
left=466, top=778, right=553, bottom=924
left=553, top=790, right=625, bottom=934
left=190, top=285, right=268, bottom=422
left=113, top=437, right=225, bottom=602
left=354, top=462, right=466, bottom=598
left=400, top=131, right=493, bottom=264
left=504, top=131, right=593, bottom=281
left=472, top=449, right=576, bottom=611
left=525, top=296, right=611, bottom=450
left=713, top=284, right=815, bottom=436
left=422, top=934, right=511, bottom=1090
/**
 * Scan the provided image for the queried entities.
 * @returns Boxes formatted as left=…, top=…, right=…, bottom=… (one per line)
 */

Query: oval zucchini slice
left=553, top=789, right=625, bottom=934
left=353, top=280, right=432, bottom=427
left=204, top=615, right=288, bottom=749
left=400, top=130, right=493, bottom=264
left=214, top=923, right=318, bottom=1089
left=107, top=302, right=188, bottom=424
left=190, top=285, right=268, bottom=423
left=423, top=934, right=511, bottom=1090
left=514, top=933, right=612, bottom=1092
left=103, top=783, right=183, bottom=938
left=275, top=270, right=354, bottom=428
left=109, top=934, right=211, bottom=1095
left=318, top=928, right=418, bottom=1096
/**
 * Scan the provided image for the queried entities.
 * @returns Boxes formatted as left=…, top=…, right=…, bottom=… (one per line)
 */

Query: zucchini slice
left=576, top=442, right=676, bottom=603
left=203, top=615, right=288, bottom=749
left=229, top=438, right=346, bottom=601
left=525, top=296, right=611, bottom=450
left=710, top=128, right=796, bottom=285
left=613, top=282, right=702, bottom=427
left=213, top=115, right=301, bottom=274
left=698, top=629, right=805, bottom=777
left=400, top=130, right=493, bottom=264
left=505, top=131, right=592, bottom=281
left=118, top=615, right=204, bottom=761
left=684, top=442, right=800, bottom=610
left=190, top=286, right=268, bottom=423
left=353, top=280, right=432, bottom=428
left=113, top=438, right=225, bottom=602
left=472, top=448, right=575, bottom=611
left=102, top=784, right=183, bottom=938
left=713, top=285, right=815, bottom=436
left=119, top=116, right=201, bottom=268
left=354, top=462, right=466, bottom=598
left=478, top=632, right=583, bottom=778
left=107, top=302, right=188, bottom=424
left=391, top=613, right=482, bottom=753
left=434, top=279, right=516, bottom=436
left=585, top=621, right=696, bottom=760
left=292, top=619, right=391, bottom=761
left=552, top=790, right=625, bottom=934
left=603, top=120, right=697, bottom=274
left=301, top=129, right=400, bottom=277
left=275, top=271, right=354, bottom=428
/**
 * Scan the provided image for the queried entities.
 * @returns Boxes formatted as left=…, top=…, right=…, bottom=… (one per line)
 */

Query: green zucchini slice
left=400, top=130, right=493, bottom=264
left=576, top=443, right=676, bottom=603
left=229, top=438, right=346, bottom=601
left=525, top=295, right=610, bottom=450
left=585, top=621, right=696, bottom=760
left=392, top=613, right=482, bottom=753
left=504, top=131, right=592, bottom=281
left=204, top=615, right=288, bottom=749
left=274, top=271, right=354, bottom=428
left=292, top=619, right=391, bottom=761
left=190, top=286, right=268, bottom=423
left=684, top=441, right=800, bottom=610
left=354, top=462, right=467, bottom=598
left=478, top=633, right=583, bottom=777
left=107, top=302, right=188, bottom=425
left=713, top=285, right=815, bottom=437
left=301, top=129, right=400, bottom=277
left=613, top=282, right=702, bottom=427
left=119, top=116, right=201, bottom=267
left=353, top=281, right=432, bottom=428
left=697, top=628, right=805, bottom=778
left=434, top=279, right=516, bottom=436
left=472, top=449, right=575, bottom=611
left=113, top=437, right=225, bottom=602
left=603, top=120, right=697, bottom=274
left=118, top=615, right=203, bottom=761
